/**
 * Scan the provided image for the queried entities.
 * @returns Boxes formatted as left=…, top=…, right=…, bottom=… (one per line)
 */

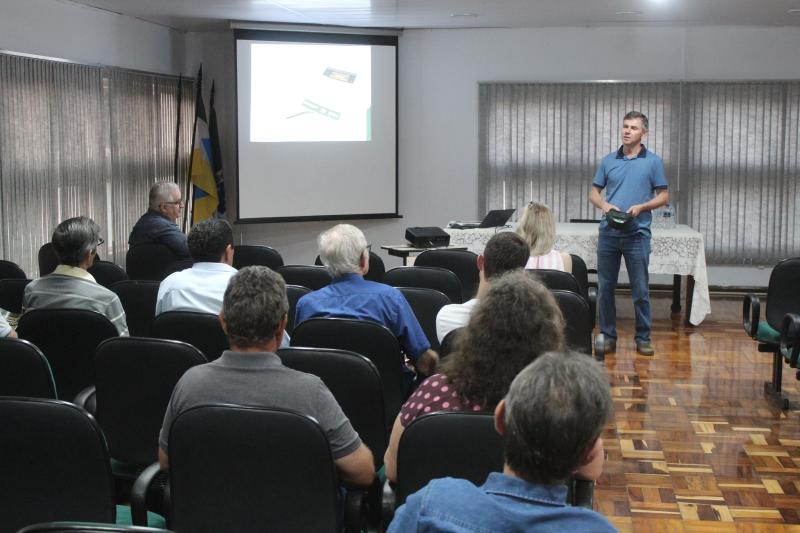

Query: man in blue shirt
left=389, top=351, right=616, bottom=533
left=295, top=224, right=438, bottom=377
left=589, top=111, right=669, bottom=356
left=128, top=181, right=191, bottom=259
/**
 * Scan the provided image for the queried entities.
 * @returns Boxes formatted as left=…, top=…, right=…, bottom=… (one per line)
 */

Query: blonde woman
left=516, top=201, right=572, bottom=273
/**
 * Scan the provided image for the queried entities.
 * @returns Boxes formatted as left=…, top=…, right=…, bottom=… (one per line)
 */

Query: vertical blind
left=0, top=52, right=194, bottom=276
left=479, top=81, right=800, bottom=264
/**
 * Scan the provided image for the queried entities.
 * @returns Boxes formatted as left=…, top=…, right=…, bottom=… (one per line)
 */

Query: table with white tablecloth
left=445, top=223, right=711, bottom=326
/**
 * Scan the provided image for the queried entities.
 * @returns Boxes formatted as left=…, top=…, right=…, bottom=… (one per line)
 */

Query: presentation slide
left=235, top=30, right=397, bottom=222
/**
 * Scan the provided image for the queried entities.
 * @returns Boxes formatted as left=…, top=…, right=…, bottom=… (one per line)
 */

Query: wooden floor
left=597, top=293, right=800, bottom=532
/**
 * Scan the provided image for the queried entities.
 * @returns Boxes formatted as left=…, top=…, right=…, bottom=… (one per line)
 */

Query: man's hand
left=602, top=202, right=621, bottom=214
left=627, top=204, right=645, bottom=217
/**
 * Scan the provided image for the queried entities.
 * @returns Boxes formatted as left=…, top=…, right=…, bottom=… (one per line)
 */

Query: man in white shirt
left=436, top=232, right=529, bottom=343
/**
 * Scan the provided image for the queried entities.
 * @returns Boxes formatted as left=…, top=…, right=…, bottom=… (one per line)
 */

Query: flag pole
left=184, top=65, right=202, bottom=231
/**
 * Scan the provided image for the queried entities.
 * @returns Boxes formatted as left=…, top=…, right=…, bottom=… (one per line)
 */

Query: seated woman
left=385, top=270, right=595, bottom=482
left=516, top=201, right=572, bottom=273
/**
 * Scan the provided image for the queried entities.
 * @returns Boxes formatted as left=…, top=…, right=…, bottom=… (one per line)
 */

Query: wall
left=1, top=0, right=185, bottom=73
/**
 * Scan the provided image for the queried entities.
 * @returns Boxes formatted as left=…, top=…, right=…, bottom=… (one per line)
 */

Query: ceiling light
left=451, top=12, right=478, bottom=17
left=615, top=10, right=642, bottom=15
left=788, top=8, right=800, bottom=13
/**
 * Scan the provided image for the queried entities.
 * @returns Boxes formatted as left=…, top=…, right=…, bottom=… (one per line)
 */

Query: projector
left=405, top=227, right=450, bottom=248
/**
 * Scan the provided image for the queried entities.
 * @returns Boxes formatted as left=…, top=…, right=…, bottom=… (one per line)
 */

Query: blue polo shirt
left=593, top=145, right=668, bottom=237
left=294, top=273, right=430, bottom=360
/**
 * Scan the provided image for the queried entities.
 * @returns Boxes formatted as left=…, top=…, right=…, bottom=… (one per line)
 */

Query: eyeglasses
left=365, top=244, right=372, bottom=253
left=95, top=237, right=105, bottom=247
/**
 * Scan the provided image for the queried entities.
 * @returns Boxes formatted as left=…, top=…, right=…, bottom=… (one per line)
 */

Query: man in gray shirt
left=158, top=266, right=374, bottom=488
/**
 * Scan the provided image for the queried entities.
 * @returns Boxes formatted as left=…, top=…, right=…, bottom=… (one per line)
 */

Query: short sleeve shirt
left=399, top=373, right=482, bottom=428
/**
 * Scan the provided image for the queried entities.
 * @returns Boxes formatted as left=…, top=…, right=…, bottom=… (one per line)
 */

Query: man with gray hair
left=295, top=224, right=438, bottom=378
left=128, top=181, right=190, bottom=259
left=389, top=351, right=615, bottom=532
left=23, top=216, right=128, bottom=336
left=158, top=266, right=374, bottom=490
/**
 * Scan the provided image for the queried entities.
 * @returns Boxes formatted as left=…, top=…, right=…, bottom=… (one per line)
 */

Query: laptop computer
left=450, top=208, right=516, bottom=230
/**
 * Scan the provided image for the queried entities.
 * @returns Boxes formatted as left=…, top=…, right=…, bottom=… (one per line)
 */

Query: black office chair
left=89, top=261, right=130, bottom=289
left=0, top=337, right=57, bottom=399
left=126, top=244, right=181, bottom=281
left=315, top=251, right=386, bottom=283
left=570, top=254, right=597, bottom=328
left=292, top=317, right=406, bottom=432
left=530, top=268, right=582, bottom=294
left=551, top=289, right=593, bottom=356
left=0, top=397, right=151, bottom=531
left=384, top=266, right=463, bottom=305
left=17, top=309, right=119, bottom=402
left=415, top=249, right=479, bottom=303
left=277, top=264, right=333, bottom=290
left=0, top=277, right=31, bottom=313
left=285, top=284, right=311, bottom=334
left=38, top=242, right=60, bottom=276
left=233, top=244, right=284, bottom=270
left=162, top=259, right=194, bottom=277
left=19, top=523, right=174, bottom=533
left=92, top=337, right=206, bottom=486
left=152, top=311, right=229, bottom=361
left=111, top=281, right=160, bottom=338
left=439, top=327, right=464, bottom=360
left=743, top=257, right=800, bottom=409
left=397, top=287, right=451, bottom=353
left=0, top=258, right=26, bottom=279
left=132, top=405, right=348, bottom=533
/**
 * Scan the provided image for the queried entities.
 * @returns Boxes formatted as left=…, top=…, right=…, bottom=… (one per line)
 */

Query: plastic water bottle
left=662, top=203, right=675, bottom=228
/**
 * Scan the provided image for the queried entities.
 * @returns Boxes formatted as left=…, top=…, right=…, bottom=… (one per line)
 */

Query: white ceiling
left=65, top=0, right=800, bottom=32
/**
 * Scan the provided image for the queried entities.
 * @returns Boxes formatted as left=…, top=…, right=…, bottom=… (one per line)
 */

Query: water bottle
left=662, top=203, right=675, bottom=228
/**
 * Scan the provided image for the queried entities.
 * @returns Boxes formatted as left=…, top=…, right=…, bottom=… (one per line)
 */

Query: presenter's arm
left=628, top=188, right=669, bottom=217
left=589, top=186, right=620, bottom=214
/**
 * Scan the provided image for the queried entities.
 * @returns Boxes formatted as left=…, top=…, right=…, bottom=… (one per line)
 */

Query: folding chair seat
left=233, top=244, right=284, bottom=270
left=396, top=287, right=451, bottom=352
left=126, top=244, right=181, bottom=282
left=277, top=264, right=333, bottom=290
left=0, top=258, right=27, bottom=279
left=111, top=281, right=160, bottom=338
left=383, top=266, right=462, bottom=305
left=89, top=261, right=130, bottom=289
left=0, top=277, right=31, bottom=313
left=414, top=249, right=479, bottom=303
left=285, top=284, right=311, bottom=334
left=152, top=311, right=229, bottom=361
left=0, top=337, right=57, bottom=399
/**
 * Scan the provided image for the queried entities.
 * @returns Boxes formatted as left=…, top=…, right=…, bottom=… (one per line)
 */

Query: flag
left=189, top=66, right=219, bottom=224
left=209, top=81, right=226, bottom=215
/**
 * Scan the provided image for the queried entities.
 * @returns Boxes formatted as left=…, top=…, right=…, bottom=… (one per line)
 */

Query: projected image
left=250, top=43, right=372, bottom=142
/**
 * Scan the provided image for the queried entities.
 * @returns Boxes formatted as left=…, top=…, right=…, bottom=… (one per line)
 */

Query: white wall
left=1, top=0, right=185, bottom=73
left=189, top=25, right=800, bottom=286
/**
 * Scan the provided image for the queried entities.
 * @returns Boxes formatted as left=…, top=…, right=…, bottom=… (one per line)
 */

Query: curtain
left=479, top=81, right=800, bottom=264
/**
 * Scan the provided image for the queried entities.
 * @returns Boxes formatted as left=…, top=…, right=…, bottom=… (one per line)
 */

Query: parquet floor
left=597, top=293, right=800, bottom=532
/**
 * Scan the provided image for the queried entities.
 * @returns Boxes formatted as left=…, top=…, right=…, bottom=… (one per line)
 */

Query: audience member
left=388, top=351, right=615, bottom=532
left=158, top=266, right=374, bottom=489
left=384, top=270, right=565, bottom=482
left=436, top=232, right=529, bottom=343
left=516, top=201, right=572, bottom=273
left=128, top=181, right=190, bottom=259
left=23, top=216, right=128, bottom=336
left=295, top=224, right=438, bottom=378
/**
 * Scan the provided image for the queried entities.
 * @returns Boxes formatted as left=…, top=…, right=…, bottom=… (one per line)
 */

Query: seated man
left=158, top=266, right=374, bottom=492
left=156, top=218, right=290, bottom=346
left=436, top=231, right=529, bottom=343
left=23, top=216, right=128, bottom=336
left=389, top=351, right=615, bottom=532
left=128, top=181, right=190, bottom=259
left=295, top=224, right=438, bottom=378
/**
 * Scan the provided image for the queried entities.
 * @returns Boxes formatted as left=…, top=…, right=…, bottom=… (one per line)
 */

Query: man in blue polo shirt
left=295, top=224, right=438, bottom=378
left=589, top=111, right=669, bottom=356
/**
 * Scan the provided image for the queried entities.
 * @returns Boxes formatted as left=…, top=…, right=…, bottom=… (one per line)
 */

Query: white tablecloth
left=445, top=223, right=711, bottom=325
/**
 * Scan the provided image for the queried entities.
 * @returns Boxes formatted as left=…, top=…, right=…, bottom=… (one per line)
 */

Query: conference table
left=444, top=223, right=711, bottom=326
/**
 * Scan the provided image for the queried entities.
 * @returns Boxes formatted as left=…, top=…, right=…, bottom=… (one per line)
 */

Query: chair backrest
left=88, top=260, right=129, bottom=289
left=94, top=337, right=207, bottom=466
left=395, top=412, right=503, bottom=506
left=38, top=243, right=60, bottom=276
left=766, top=257, right=800, bottom=329
left=279, top=347, right=388, bottom=467
left=18, top=523, right=174, bottom=533
left=315, top=251, right=385, bottom=283
left=0, top=397, right=116, bottom=532
left=152, top=311, right=229, bottom=361
left=111, top=280, right=160, bottom=337
left=17, top=309, right=119, bottom=401
left=233, top=244, right=284, bottom=270
left=292, top=317, right=405, bottom=431
left=551, top=289, right=593, bottom=355
left=414, top=249, right=479, bottom=303
left=277, top=264, right=333, bottom=290
left=569, top=254, right=591, bottom=300
left=439, top=327, right=464, bottom=360
left=0, top=337, right=57, bottom=399
left=383, top=266, right=463, bottom=305
left=285, top=284, right=311, bottom=334
left=126, top=244, right=180, bottom=281
left=163, top=259, right=194, bottom=277
left=530, top=268, right=583, bottom=295
left=0, top=277, right=31, bottom=313
left=0, top=258, right=26, bottom=279
left=168, top=404, right=338, bottom=533
left=397, top=287, right=451, bottom=352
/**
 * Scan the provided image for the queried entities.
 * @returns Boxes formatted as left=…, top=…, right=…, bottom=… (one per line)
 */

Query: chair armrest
left=344, top=488, right=366, bottom=533
left=572, top=479, right=595, bottom=509
left=73, top=386, right=96, bottom=414
left=780, top=313, right=800, bottom=368
left=742, top=294, right=760, bottom=339
left=131, top=462, right=163, bottom=526
left=381, top=478, right=396, bottom=531
left=587, top=287, right=597, bottom=329
left=594, top=333, right=605, bottom=362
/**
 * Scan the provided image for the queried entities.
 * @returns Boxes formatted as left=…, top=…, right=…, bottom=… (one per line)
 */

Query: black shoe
left=636, top=342, right=655, bottom=356
left=603, top=338, right=616, bottom=353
